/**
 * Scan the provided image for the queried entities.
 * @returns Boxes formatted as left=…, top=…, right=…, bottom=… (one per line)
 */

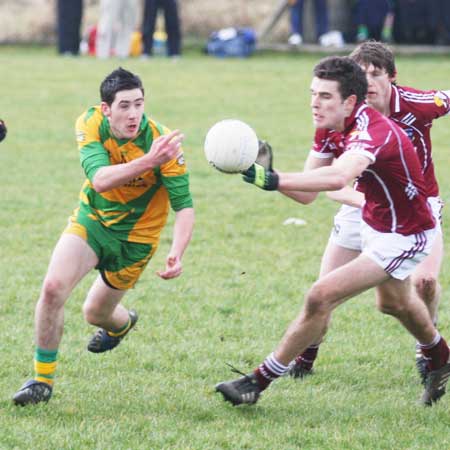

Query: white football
left=204, top=119, right=259, bottom=174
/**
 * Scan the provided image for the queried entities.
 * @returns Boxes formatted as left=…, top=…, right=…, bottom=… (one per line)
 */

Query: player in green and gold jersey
left=13, top=67, right=194, bottom=406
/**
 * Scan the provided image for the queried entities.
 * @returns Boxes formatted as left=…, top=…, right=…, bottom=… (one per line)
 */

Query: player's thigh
left=83, top=274, right=127, bottom=316
left=309, top=254, right=389, bottom=311
left=319, top=240, right=361, bottom=277
left=45, top=233, right=99, bottom=291
left=412, top=230, right=444, bottom=282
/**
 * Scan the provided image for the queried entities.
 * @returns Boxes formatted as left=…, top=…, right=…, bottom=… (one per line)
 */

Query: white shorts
left=427, top=196, right=444, bottom=234
left=361, top=221, right=436, bottom=280
left=329, top=205, right=362, bottom=251
left=329, top=197, right=443, bottom=252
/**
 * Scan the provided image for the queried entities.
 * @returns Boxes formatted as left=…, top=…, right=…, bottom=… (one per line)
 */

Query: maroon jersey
left=311, top=104, right=435, bottom=235
left=389, top=85, right=450, bottom=197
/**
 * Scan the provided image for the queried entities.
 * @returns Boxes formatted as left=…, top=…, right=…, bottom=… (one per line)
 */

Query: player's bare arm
left=92, top=129, right=184, bottom=192
left=157, top=207, right=195, bottom=280
left=277, top=152, right=371, bottom=193
left=278, top=152, right=331, bottom=204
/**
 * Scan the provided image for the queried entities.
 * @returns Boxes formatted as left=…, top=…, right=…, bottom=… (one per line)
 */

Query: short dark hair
left=349, top=41, right=396, bottom=78
left=100, top=67, right=144, bottom=105
left=313, top=56, right=368, bottom=104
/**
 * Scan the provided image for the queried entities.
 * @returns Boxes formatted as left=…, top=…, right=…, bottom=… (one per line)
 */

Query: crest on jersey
left=177, top=153, right=185, bottom=166
left=434, top=92, right=449, bottom=109
left=404, top=127, right=414, bottom=141
left=76, top=131, right=86, bottom=142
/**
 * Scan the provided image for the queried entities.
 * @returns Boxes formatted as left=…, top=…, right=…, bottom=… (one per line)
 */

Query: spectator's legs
left=57, top=0, right=83, bottom=55
left=142, top=0, right=159, bottom=56
left=163, top=0, right=181, bottom=56
left=290, top=0, right=304, bottom=36
left=96, top=0, right=119, bottom=59
left=314, top=0, right=329, bottom=39
left=114, top=0, right=138, bottom=58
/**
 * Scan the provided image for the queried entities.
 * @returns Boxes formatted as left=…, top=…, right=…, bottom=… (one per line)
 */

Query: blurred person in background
left=354, top=0, right=394, bottom=43
left=57, top=0, right=83, bottom=56
left=287, top=0, right=329, bottom=46
left=394, top=0, right=435, bottom=44
left=141, top=0, right=182, bottom=58
left=429, top=0, right=450, bottom=45
left=96, top=0, right=139, bottom=59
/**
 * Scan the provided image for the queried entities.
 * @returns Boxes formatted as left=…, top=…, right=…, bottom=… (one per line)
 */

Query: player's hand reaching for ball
left=242, top=163, right=279, bottom=191
left=157, top=253, right=183, bottom=280
left=147, top=129, right=184, bottom=168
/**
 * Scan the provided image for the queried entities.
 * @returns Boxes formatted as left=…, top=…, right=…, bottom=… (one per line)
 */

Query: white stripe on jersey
left=401, top=112, right=416, bottom=126
left=393, top=85, right=400, bottom=112
left=400, top=90, right=436, bottom=104
left=356, top=110, right=370, bottom=132
left=391, top=116, right=429, bottom=172
left=387, top=119, right=418, bottom=196
left=365, top=168, right=397, bottom=232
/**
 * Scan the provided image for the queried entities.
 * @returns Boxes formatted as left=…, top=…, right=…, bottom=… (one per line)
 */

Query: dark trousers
left=142, top=0, right=181, bottom=56
left=354, top=0, right=392, bottom=40
left=57, top=0, right=83, bottom=55
left=290, top=0, right=328, bottom=39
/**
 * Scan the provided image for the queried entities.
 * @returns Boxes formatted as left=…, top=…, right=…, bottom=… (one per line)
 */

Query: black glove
left=242, top=163, right=279, bottom=191
left=255, top=140, right=273, bottom=171
left=0, top=119, right=6, bottom=142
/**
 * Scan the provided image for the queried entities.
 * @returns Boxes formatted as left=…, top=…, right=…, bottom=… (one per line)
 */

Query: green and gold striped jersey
left=74, top=105, right=193, bottom=244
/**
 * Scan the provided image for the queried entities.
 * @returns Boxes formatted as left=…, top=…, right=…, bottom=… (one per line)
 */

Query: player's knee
left=377, top=298, right=407, bottom=317
left=82, top=303, right=105, bottom=325
left=304, top=283, right=333, bottom=318
left=414, top=275, right=438, bottom=304
left=40, top=277, right=67, bottom=307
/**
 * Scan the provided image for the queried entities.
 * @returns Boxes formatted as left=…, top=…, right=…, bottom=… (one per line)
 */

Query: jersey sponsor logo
left=125, top=176, right=147, bottom=188
left=348, top=129, right=372, bottom=142
left=76, top=131, right=86, bottom=142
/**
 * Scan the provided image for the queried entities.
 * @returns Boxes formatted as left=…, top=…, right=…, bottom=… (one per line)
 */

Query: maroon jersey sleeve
left=397, top=86, right=450, bottom=121
left=310, top=128, right=342, bottom=159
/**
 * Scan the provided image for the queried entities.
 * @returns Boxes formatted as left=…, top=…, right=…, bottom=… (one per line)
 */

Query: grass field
left=1, top=46, right=450, bottom=449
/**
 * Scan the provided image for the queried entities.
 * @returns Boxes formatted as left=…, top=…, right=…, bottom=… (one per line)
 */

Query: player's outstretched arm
left=157, top=207, right=195, bottom=280
left=277, top=152, right=371, bottom=193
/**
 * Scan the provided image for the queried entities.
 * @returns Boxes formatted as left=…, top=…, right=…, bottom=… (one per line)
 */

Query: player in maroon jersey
left=215, top=56, right=450, bottom=407
left=290, top=41, right=450, bottom=383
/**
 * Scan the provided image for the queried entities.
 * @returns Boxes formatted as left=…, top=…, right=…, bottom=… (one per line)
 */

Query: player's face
left=102, top=88, right=145, bottom=139
left=360, top=64, right=395, bottom=113
left=310, top=77, right=355, bottom=131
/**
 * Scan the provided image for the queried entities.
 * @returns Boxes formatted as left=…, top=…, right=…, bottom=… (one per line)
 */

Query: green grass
left=2, top=46, right=450, bottom=449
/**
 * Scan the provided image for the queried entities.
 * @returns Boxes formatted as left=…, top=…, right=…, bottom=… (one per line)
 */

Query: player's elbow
left=92, top=180, right=106, bottom=193
left=328, top=175, right=347, bottom=191
left=299, top=192, right=318, bottom=204
left=91, top=177, right=109, bottom=193
left=91, top=170, right=110, bottom=193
